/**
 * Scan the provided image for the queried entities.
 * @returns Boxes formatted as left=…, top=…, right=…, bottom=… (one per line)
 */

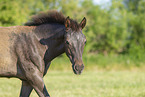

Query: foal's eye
left=66, top=41, right=69, bottom=45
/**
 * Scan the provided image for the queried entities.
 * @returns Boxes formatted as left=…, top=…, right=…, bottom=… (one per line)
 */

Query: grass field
left=0, top=70, right=145, bottom=97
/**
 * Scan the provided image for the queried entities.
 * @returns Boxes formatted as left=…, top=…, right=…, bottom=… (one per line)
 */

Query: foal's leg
left=29, top=74, right=50, bottom=97
left=22, top=67, right=50, bottom=97
left=19, top=81, right=33, bottom=97
left=18, top=58, right=50, bottom=96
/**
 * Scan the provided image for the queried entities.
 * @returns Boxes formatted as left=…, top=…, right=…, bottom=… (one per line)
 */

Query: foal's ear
left=65, top=16, right=71, bottom=29
left=80, top=17, right=86, bottom=29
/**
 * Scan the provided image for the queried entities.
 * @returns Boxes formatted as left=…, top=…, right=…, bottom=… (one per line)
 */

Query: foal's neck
left=34, top=24, right=66, bottom=64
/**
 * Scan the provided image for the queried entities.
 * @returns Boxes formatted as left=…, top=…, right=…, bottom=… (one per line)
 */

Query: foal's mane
left=25, top=10, right=80, bottom=31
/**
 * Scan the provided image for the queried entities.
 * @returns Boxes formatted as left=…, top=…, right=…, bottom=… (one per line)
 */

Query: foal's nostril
left=75, top=65, right=79, bottom=71
left=74, top=64, right=84, bottom=71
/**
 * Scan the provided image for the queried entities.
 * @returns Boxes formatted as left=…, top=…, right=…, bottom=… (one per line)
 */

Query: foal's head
left=64, top=17, right=87, bottom=75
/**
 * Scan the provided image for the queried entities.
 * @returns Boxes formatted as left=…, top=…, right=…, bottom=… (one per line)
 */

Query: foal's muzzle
left=72, top=64, right=84, bottom=75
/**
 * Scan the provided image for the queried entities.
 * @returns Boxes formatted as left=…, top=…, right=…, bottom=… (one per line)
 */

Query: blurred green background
left=0, top=0, right=145, bottom=97
left=1, top=0, right=144, bottom=70
left=0, top=0, right=145, bottom=70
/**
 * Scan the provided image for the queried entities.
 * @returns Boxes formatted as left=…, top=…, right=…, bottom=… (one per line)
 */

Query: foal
left=0, top=11, right=87, bottom=97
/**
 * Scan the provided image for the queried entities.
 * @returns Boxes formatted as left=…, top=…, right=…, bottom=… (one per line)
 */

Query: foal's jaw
left=65, top=54, right=84, bottom=75
left=69, top=58, right=84, bottom=75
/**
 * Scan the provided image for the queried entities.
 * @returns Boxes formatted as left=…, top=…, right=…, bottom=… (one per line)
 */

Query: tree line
left=0, top=0, right=145, bottom=57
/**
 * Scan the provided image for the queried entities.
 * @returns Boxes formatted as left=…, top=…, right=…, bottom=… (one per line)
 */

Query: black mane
left=25, top=10, right=65, bottom=26
left=25, top=10, right=80, bottom=31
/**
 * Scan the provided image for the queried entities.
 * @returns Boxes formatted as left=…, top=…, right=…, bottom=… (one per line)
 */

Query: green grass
left=0, top=54, right=145, bottom=97
left=0, top=70, right=145, bottom=97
